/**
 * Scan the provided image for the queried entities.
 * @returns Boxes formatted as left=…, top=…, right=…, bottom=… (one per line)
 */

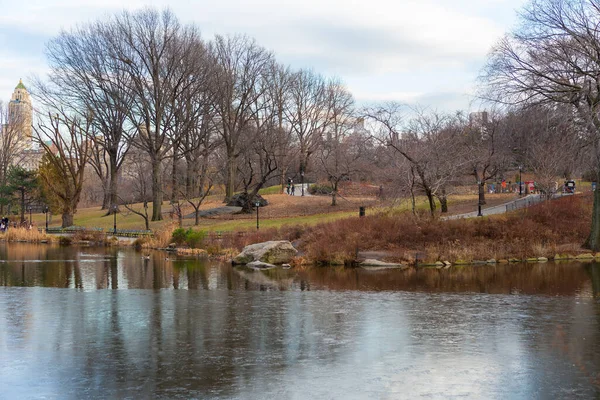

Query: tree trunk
left=101, top=184, right=110, bottom=211
left=586, top=186, right=600, bottom=250
left=20, top=188, right=25, bottom=224
left=426, top=189, right=436, bottom=215
left=280, top=166, right=288, bottom=194
left=151, top=159, right=163, bottom=221
left=331, top=181, right=337, bottom=206
left=195, top=208, right=200, bottom=226
left=61, top=212, right=74, bottom=228
left=225, top=154, right=236, bottom=201
left=478, top=182, right=486, bottom=205
left=171, top=149, right=178, bottom=204
left=185, top=156, right=194, bottom=199
left=109, top=157, right=119, bottom=211
left=439, top=188, right=448, bottom=213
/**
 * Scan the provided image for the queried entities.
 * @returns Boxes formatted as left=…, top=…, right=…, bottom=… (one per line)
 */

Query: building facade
left=8, top=79, right=33, bottom=145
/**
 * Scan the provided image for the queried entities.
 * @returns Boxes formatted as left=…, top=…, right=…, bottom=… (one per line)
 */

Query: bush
left=171, top=227, right=206, bottom=248
left=308, top=183, right=333, bottom=195
left=171, top=228, right=187, bottom=245
left=185, top=229, right=205, bottom=248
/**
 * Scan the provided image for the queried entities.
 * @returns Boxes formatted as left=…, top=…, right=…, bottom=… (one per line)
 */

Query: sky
left=0, top=0, right=527, bottom=113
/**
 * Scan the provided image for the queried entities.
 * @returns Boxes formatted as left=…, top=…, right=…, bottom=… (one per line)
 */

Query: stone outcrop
left=233, top=240, right=297, bottom=265
left=247, top=261, right=277, bottom=269
left=226, top=193, right=268, bottom=211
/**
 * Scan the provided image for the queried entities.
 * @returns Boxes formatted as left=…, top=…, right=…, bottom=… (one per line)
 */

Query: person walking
left=291, top=184, right=295, bottom=196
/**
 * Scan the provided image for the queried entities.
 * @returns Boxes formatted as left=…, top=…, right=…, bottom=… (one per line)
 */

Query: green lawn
left=25, top=193, right=481, bottom=233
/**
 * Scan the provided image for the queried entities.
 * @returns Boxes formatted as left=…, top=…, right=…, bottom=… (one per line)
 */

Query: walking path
left=444, top=193, right=572, bottom=220
left=183, top=206, right=242, bottom=219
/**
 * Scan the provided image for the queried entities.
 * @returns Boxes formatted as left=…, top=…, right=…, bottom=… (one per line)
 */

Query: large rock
left=233, top=240, right=297, bottom=265
left=360, top=259, right=407, bottom=270
left=247, top=261, right=277, bottom=269
left=226, top=193, right=268, bottom=209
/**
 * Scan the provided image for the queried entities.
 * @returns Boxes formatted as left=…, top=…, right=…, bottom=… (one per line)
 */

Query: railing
left=45, top=226, right=103, bottom=234
left=108, top=229, right=153, bottom=238
left=44, top=226, right=153, bottom=238
left=204, top=231, right=246, bottom=240
left=505, top=193, right=570, bottom=213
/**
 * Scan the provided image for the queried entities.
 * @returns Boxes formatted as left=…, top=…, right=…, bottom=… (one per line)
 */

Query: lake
left=1, top=243, right=599, bottom=399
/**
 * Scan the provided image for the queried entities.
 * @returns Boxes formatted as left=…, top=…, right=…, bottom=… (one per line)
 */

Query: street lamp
left=301, top=170, right=305, bottom=197
left=519, top=165, right=522, bottom=197
left=113, top=205, right=118, bottom=234
left=477, top=181, right=483, bottom=217
left=255, top=201, right=260, bottom=230
left=43, top=206, right=49, bottom=232
left=28, top=206, right=32, bottom=227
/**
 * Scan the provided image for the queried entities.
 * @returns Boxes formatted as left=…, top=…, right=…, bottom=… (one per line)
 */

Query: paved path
left=443, top=193, right=571, bottom=220
left=183, top=206, right=242, bottom=219
left=284, top=183, right=311, bottom=196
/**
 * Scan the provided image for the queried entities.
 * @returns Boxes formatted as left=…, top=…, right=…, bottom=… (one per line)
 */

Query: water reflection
left=1, top=288, right=599, bottom=398
left=0, top=243, right=598, bottom=296
left=0, top=244, right=600, bottom=398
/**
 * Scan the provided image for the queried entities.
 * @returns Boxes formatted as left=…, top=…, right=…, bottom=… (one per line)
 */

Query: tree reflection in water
left=0, top=243, right=598, bottom=296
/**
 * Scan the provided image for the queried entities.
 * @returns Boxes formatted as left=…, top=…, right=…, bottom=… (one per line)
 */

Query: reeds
left=0, top=228, right=55, bottom=243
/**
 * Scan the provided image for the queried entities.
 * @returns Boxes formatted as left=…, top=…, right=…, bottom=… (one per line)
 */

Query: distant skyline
left=0, top=0, right=527, bottom=112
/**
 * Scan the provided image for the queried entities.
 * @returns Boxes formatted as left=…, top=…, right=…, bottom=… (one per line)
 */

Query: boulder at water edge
left=233, top=240, right=298, bottom=265
left=247, top=261, right=277, bottom=269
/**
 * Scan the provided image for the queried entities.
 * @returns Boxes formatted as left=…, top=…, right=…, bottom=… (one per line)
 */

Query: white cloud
left=0, top=0, right=528, bottom=111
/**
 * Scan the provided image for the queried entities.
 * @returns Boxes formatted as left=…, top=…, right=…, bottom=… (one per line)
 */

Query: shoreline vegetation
left=0, top=193, right=595, bottom=267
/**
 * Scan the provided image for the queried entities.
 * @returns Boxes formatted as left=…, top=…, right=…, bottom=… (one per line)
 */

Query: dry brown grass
left=72, top=230, right=107, bottom=243
left=299, top=194, right=591, bottom=264
left=1, top=228, right=55, bottom=243
left=144, top=222, right=179, bottom=249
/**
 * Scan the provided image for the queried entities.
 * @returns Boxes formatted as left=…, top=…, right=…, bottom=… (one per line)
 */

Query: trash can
left=359, top=206, right=365, bottom=217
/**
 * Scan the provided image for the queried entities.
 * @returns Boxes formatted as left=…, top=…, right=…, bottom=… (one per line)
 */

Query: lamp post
left=113, top=205, right=117, bottom=235
left=477, top=181, right=483, bottom=217
left=28, top=206, right=32, bottom=227
left=43, top=206, right=49, bottom=232
left=519, top=165, right=522, bottom=197
left=255, top=201, right=260, bottom=230
left=301, top=170, right=305, bottom=197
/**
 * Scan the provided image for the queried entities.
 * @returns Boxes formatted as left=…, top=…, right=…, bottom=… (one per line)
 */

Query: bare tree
left=34, top=111, right=93, bottom=227
left=509, top=105, right=583, bottom=195
left=460, top=111, right=512, bottom=206
left=44, top=21, right=134, bottom=213
left=210, top=34, right=273, bottom=201
left=317, top=82, right=361, bottom=206
left=480, top=0, right=600, bottom=249
left=120, top=148, right=152, bottom=229
left=236, top=126, right=280, bottom=212
left=266, top=63, right=295, bottom=193
left=108, top=8, right=207, bottom=221
left=87, top=138, right=111, bottom=208
left=285, top=69, right=332, bottom=187
left=364, top=104, right=466, bottom=215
